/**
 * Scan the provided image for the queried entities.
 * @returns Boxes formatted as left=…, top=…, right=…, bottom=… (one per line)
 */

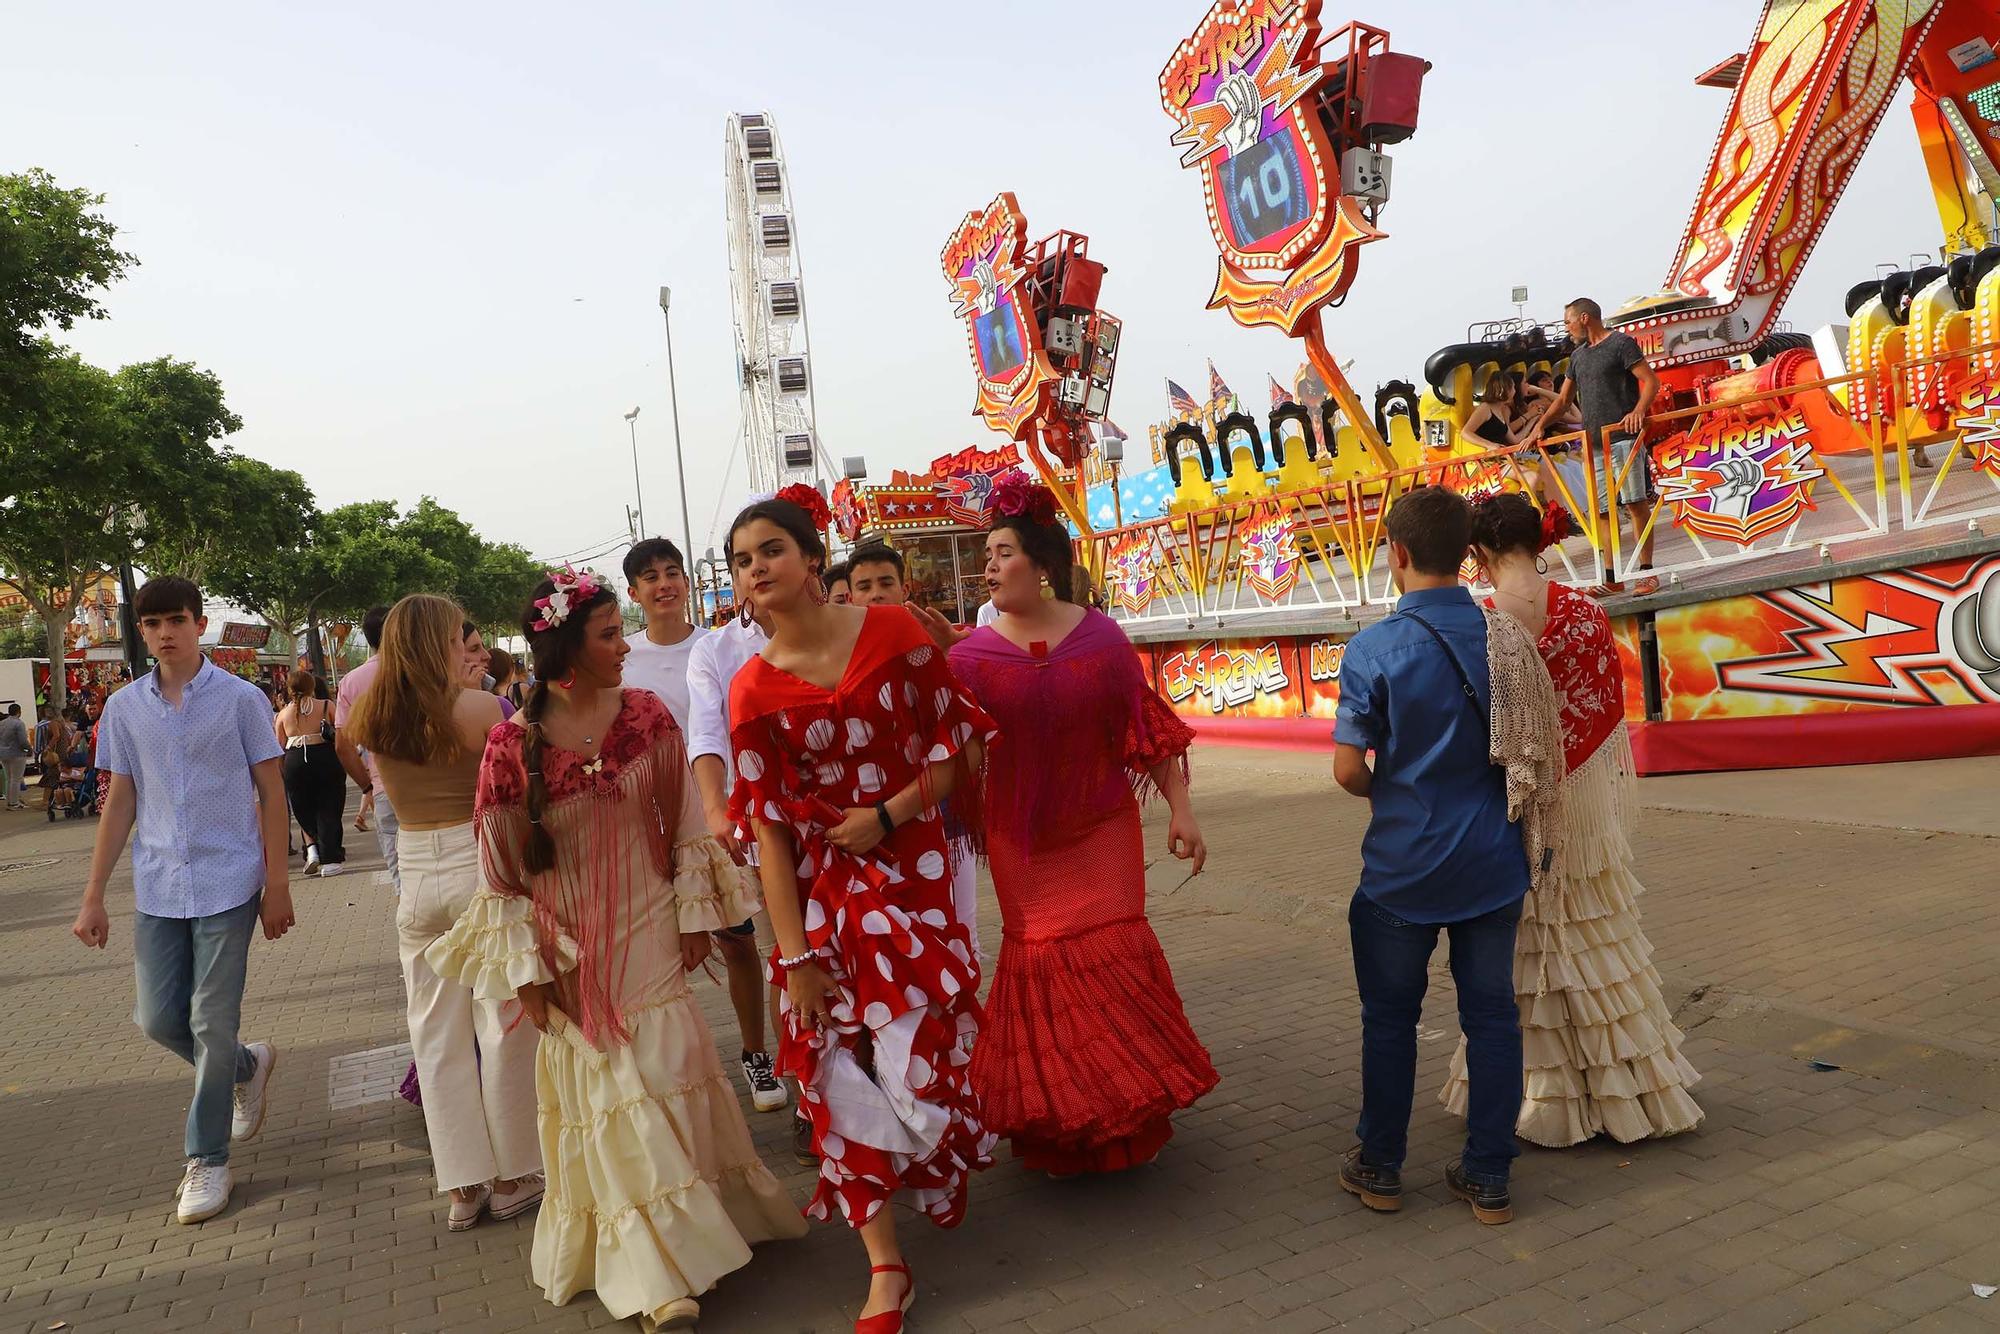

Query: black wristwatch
left=875, top=802, right=895, bottom=837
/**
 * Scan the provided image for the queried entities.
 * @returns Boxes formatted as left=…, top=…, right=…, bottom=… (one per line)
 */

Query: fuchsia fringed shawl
left=949, top=609, right=1193, bottom=853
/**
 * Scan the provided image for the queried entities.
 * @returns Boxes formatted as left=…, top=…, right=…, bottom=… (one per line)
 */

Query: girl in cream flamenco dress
left=1441, top=495, right=1702, bottom=1146
left=429, top=568, right=804, bottom=1331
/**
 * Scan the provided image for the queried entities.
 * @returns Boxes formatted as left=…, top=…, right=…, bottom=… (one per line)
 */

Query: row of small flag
left=1166, top=359, right=1294, bottom=418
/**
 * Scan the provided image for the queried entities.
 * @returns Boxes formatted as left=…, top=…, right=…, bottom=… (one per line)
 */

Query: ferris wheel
left=725, top=112, right=826, bottom=495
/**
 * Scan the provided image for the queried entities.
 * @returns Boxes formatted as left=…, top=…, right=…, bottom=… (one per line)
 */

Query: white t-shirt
left=622, top=625, right=709, bottom=735
left=685, top=617, right=768, bottom=779
left=976, top=600, right=1001, bottom=628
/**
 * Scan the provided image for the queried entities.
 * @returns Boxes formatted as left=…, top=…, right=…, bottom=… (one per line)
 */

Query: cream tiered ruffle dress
left=428, top=689, right=805, bottom=1325
left=1441, top=586, right=1702, bottom=1146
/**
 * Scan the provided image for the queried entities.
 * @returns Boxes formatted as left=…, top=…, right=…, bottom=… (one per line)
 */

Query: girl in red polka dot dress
left=725, top=493, right=997, bottom=1334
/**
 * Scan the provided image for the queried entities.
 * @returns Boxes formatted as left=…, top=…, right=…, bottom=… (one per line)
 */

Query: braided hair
left=517, top=574, right=618, bottom=874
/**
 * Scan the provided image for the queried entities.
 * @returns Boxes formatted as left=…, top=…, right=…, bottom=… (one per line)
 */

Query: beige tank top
left=374, top=746, right=482, bottom=830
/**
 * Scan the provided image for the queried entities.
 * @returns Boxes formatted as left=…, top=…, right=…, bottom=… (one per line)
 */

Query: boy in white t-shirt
left=620, top=538, right=786, bottom=1115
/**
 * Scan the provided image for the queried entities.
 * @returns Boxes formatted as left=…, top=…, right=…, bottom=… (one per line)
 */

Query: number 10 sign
left=1158, top=0, right=1382, bottom=334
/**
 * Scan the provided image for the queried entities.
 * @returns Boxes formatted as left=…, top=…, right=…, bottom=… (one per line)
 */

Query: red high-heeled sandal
left=854, top=1263, right=915, bottom=1333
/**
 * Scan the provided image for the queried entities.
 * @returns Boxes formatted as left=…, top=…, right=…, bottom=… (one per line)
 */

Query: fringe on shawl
left=1479, top=606, right=1565, bottom=993
left=475, top=736, right=687, bottom=1048
left=962, top=640, right=1192, bottom=856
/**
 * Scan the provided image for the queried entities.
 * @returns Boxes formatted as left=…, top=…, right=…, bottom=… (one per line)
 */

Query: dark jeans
left=1349, top=888, right=1522, bottom=1184
left=133, top=895, right=261, bottom=1163
left=282, top=745, right=345, bottom=865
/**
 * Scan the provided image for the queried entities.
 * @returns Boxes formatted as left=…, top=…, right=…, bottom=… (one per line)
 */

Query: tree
left=0, top=353, right=241, bottom=705
left=145, top=455, right=314, bottom=591
left=461, top=540, right=544, bottom=636
left=208, top=499, right=447, bottom=678
left=0, top=169, right=135, bottom=372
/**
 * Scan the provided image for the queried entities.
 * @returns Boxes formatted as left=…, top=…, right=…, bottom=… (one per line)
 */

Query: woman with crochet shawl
left=427, top=569, right=804, bottom=1332
left=944, top=473, right=1217, bottom=1178
left=1442, top=494, right=1703, bottom=1145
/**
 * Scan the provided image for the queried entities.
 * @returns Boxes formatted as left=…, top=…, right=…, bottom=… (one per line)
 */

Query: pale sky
left=5, top=1, right=1944, bottom=573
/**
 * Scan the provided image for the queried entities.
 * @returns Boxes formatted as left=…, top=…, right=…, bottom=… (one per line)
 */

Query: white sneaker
left=742, top=1050, right=788, bottom=1112
left=232, top=1041, right=275, bottom=1141
left=303, top=845, right=320, bottom=871
left=175, top=1159, right=233, bottom=1223
left=319, top=862, right=346, bottom=878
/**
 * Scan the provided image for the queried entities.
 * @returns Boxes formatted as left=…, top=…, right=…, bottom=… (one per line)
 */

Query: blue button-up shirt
left=95, top=658, right=284, bottom=920
left=1334, top=586, right=1526, bottom=924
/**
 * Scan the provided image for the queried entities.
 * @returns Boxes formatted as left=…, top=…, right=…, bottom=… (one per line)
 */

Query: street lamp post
left=659, top=287, right=696, bottom=561
left=623, top=407, right=647, bottom=537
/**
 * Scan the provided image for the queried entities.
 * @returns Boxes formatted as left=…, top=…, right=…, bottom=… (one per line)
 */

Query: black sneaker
left=741, top=1050, right=788, bottom=1113
left=1445, top=1159, right=1512, bottom=1225
left=792, top=1112, right=818, bottom=1167
left=1339, top=1146, right=1401, bottom=1213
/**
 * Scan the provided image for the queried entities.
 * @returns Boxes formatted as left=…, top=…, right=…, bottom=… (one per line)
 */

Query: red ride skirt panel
left=972, top=798, right=1218, bottom=1174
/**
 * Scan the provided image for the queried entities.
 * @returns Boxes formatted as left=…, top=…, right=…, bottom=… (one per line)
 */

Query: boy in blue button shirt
left=71, top=576, right=294, bottom=1224
left=1333, top=486, right=1528, bottom=1225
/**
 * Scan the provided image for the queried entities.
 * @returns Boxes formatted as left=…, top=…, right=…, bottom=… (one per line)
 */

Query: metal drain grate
left=327, top=1043, right=414, bottom=1111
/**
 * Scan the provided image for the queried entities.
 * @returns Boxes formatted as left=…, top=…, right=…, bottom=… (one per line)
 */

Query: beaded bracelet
left=775, top=949, right=816, bottom=972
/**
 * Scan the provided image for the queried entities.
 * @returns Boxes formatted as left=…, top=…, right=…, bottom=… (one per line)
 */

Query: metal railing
left=1090, top=343, right=2000, bottom=627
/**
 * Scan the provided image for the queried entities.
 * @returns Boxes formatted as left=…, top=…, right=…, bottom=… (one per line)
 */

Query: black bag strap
left=1397, top=608, right=1485, bottom=735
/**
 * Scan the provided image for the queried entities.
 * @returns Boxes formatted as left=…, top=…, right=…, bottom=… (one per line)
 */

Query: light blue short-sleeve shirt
left=96, top=658, right=285, bottom=919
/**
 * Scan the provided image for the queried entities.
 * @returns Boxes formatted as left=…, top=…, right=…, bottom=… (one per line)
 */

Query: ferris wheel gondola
left=725, top=112, right=828, bottom=495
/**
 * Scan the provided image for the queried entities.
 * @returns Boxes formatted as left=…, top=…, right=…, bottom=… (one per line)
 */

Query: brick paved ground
left=4, top=746, right=1999, bottom=1333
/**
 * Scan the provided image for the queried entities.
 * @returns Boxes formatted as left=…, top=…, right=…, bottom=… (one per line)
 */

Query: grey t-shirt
left=0, top=716, right=30, bottom=759
left=1568, top=331, right=1645, bottom=445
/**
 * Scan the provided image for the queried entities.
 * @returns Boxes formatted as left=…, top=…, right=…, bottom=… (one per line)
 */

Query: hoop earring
left=738, top=596, right=755, bottom=630
left=807, top=577, right=827, bottom=606
left=1535, top=555, right=1550, bottom=576
left=556, top=673, right=575, bottom=691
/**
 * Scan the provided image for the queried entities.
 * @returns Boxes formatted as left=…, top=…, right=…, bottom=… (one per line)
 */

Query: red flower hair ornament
left=775, top=483, right=832, bottom=533
left=989, top=470, right=1058, bottom=526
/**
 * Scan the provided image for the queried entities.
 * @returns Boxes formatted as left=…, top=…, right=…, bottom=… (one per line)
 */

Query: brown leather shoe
left=1339, top=1146, right=1401, bottom=1213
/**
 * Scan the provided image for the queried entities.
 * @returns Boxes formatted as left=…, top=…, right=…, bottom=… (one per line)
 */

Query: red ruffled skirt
left=972, top=801, right=1218, bottom=1173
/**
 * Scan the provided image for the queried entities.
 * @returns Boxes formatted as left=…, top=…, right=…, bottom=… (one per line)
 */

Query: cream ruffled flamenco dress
left=1441, top=725, right=1703, bottom=1146
left=428, top=688, right=805, bottom=1327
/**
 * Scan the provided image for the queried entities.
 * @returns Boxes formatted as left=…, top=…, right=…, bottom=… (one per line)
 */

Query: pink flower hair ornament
left=989, top=470, right=1059, bottom=527
left=530, top=564, right=604, bottom=632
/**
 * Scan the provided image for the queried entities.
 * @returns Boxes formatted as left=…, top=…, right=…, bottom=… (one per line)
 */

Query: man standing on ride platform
left=1531, top=297, right=1662, bottom=597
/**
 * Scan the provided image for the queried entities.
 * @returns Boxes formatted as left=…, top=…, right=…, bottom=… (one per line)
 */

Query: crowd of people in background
left=59, top=437, right=1700, bottom=1331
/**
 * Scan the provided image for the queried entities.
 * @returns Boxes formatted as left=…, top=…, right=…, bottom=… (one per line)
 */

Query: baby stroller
left=46, top=741, right=98, bottom=822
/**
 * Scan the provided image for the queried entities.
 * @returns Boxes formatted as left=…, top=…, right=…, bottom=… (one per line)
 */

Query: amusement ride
left=725, top=111, right=829, bottom=495
left=758, top=0, right=2000, bottom=776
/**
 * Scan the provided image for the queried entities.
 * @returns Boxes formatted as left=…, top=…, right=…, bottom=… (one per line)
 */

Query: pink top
left=333, top=656, right=382, bottom=787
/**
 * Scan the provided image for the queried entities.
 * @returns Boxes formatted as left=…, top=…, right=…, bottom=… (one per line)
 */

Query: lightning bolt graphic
left=1718, top=563, right=2000, bottom=705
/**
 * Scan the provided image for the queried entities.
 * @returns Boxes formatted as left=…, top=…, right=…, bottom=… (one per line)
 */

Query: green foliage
left=0, top=611, right=44, bottom=659
left=461, top=540, right=544, bottom=634
left=0, top=169, right=136, bottom=365
left=0, top=170, right=551, bottom=695
left=147, top=455, right=315, bottom=591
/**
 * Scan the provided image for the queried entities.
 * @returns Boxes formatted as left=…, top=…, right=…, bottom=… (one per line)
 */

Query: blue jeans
left=1349, top=888, right=1522, bottom=1184
left=132, top=895, right=261, bottom=1164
